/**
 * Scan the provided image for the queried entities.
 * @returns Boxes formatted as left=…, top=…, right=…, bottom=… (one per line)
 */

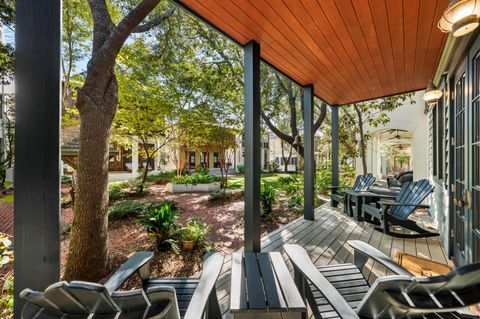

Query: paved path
left=0, top=201, right=13, bottom=235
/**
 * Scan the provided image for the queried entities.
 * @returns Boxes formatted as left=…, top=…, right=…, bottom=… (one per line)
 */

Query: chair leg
left=206, top=289, right=222, bottom=319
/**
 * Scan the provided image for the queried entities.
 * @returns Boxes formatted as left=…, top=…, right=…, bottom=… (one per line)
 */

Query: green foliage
left=108, top=184, right=127, bottom=201
left=208, top=189, right=244, bottom=203
left=147, top=171, right=176, bottom=185
left=128, top=178, right=147, bottom=195
left=278, top=174, right=302, bottom=196
left=260, top=180, right=277, bottom=216
left=268, top=161, right=279, bottom=173
left=0, top=235, right=13, bottom=267
left=195, top=167, right=209, bottom=176
left=61, top=175, right=72, bottom=184
left=316, top=164, right=356, bottom=195
left=0, top=195, right=13, bottom=203
left=138, top=202, right=179, bottom=244
left=172, top=173, right=220, bottom=185
left=237, top=164, right=245, bottom=174
left=108, top=200, right=145, bottom=220
left=287, top=194, right=304, bottom=213
left=182, top=217, right=211, bottom=244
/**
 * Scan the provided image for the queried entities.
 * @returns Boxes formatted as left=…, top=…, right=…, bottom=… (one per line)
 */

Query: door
left=451, top=37, right=480, bottom=265
left=452, top=60, right=468, bottom=265
left=469, top=41, right=480, bottom=263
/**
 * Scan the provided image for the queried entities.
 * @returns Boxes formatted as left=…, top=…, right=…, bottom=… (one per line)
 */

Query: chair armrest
left=347, top=240, right=413, bottom=277
left=284, top=244, right=360, bottom=319
left=184, top=252, right=224, bottom=319
left=104, top=251, right=154, bottom=293
left=327, top=186, right=352, bottom=190
left=378, top=201, right=430, bottom=209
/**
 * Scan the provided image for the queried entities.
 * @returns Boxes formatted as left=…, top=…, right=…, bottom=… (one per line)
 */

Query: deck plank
left=214, top=203, right=447, bottom=317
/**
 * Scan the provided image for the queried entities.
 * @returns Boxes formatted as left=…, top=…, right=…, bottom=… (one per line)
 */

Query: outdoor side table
left=230, top=252, right=306, bottom=319
left=347, top=190, right=397, bottom=221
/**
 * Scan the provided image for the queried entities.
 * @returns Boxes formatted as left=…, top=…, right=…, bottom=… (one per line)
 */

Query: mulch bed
left=59, top=183, right=304, bottom=284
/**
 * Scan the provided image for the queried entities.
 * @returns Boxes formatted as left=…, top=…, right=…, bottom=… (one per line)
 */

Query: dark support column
left=331, top=106, right=340, bottom=207
left=303, top=85, right=315, bottom=220
left=243, top=40, right=261, bottom=252
left=14, top=1, right=61, bottom=316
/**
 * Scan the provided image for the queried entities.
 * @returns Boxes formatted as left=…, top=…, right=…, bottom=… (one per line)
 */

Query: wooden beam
left=244, top=40, right=261, bottom=252
left=14, top=1, right=61, bottom=316
left=303, top=85, right=315, bottom=220
left=331, top=106, right=339, bottom=207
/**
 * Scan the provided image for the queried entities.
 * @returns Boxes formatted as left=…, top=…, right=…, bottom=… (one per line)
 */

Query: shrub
left=128, top=178, right=147, bottom=195
left=108, top=184, right=127, bottom=201
left=146, top=171, right=176, bottom=184
left=268, top=161, right=279, bottom=173
left=260, top=180, right=277, bottom=216
left=287, top=194, right=303, bottom=213
left=182, top=217, right=211, bottom=245
left=108, top=200, right=145, bottom=220
left=195, top=166, right=209, bottom=176
left=138, top=201, right=179, bottom=250
left=61, top=175, right=72, bottom=184
left=208, top=189, right=244, bottom=203
left=237, top=164, right=245, bottom=173
left=172, top=173, right=220, bottom=185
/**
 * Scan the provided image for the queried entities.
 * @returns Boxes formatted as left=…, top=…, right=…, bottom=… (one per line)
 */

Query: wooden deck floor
left=215, top=203, right=448, bottom=318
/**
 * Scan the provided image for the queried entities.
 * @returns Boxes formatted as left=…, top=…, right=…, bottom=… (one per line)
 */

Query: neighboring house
left=234, top=133, right=270, bottom=171
left=356, top=91, right=429, bottom=181
left=269, top=133, right=299, bottom=172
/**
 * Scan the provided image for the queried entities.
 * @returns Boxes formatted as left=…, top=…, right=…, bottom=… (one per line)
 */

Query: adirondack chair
left=330, top=173, right=376, bottom=210
left=20, top=251, right=224, bottom=319
left=284, top=241, right=480, bottom=319
left=361, top=179, right=436, bottom=238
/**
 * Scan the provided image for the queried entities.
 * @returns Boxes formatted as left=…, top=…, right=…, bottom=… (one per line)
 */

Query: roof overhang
left=175, top=0, right=449, bottom=105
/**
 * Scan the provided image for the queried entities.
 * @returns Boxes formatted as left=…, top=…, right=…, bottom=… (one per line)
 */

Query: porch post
left=14, top=0, right=61, bottom=316
left=243, top=40, right=261, bottom=252
left=303, top=85, right=315, bottom=220
left=331, top=106, right=340, bottom=207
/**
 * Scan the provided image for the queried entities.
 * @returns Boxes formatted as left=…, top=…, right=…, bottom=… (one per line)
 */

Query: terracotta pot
left=182, top=240, right=195, bottom=250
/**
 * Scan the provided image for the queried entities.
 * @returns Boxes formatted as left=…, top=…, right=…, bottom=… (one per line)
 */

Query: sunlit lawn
left=227, top=172, right=301, bottom=190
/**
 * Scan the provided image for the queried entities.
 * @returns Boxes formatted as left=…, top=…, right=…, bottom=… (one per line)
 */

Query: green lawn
left=227, top=173, right=300, bottom=190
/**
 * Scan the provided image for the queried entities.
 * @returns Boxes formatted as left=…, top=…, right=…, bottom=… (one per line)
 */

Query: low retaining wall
left=166, top=182, right=220, bottom=193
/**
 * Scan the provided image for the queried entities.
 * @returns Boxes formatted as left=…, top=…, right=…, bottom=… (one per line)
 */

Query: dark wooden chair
left=361, top=179, right=437, bottom=238
left=330, top=173, right=376, bottom=211
left=285, top=241, right=480, bottom=319
left=20, top=251, right=224, bottom=319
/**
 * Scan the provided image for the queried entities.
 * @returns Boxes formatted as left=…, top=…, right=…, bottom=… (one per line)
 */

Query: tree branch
left=313, top=102, right=327, bottom=133
left=132, top=7, right=175, bottom=33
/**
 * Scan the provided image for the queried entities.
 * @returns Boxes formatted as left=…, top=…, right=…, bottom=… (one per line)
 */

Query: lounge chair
left=330, top=173, right=376, bottom=214
left=20, top=251, right=224, bottom=319
left=361, top=179, right=437, bottom=238
left=284, top=241, right=480, bottom=319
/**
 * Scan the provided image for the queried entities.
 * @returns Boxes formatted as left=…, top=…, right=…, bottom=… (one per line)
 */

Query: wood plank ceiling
left=177, top=0, right=449, bottom=106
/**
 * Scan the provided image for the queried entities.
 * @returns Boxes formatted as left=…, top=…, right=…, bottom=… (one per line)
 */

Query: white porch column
left=132, top=137, right=139, bottom=175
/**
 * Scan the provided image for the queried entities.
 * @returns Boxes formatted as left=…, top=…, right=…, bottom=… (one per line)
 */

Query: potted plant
left=181, top=217, right=211, bottom=251
left=138, top=201, right=179, bottom=251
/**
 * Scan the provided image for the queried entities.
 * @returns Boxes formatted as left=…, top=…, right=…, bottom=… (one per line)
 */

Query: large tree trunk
left=64, top=78, right=116, bottom=281
left=353, top=104, right=368, bottom=175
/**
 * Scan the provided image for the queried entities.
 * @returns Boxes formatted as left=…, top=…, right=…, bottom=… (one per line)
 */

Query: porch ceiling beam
left=14, top=0, right=62, bottom=316
left=303, top=85, right=315, bottom=220
left=331, top=106, right=340, bottom=207
left=243, top=40, right=261, bottom=252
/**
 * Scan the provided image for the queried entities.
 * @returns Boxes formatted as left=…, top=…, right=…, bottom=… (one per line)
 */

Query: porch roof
left=175, top=0, right=449, bottom=105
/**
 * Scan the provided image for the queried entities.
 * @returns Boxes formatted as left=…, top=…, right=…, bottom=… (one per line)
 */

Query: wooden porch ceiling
left=176, top=0, right=449, bottom=106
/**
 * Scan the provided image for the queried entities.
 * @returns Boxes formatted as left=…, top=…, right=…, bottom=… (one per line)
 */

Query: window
left=200, top=152, right=208, bottom=167
left=189, top=151, right=195, bottom=167
left=213, top=153, right=219, bottom=168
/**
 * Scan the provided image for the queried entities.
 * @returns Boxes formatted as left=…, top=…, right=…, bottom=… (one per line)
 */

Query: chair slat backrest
left=356, top=263, right=480, bottom=318
left=390, top=179, right=433, bottom=220
left=358, top=173, right=376, bottom=191
left=20, top=281, right=152, bottom=319
left=351, top=175, right=364, bottom=191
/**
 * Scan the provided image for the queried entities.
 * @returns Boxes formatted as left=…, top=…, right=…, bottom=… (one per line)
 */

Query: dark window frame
left=433, top=81, right=446, bottom=182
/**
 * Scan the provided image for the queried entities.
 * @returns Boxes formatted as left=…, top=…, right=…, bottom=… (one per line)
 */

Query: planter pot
left=182, top=240, right=195, bottom=250
left=166, top=182, right=220, bottom=193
